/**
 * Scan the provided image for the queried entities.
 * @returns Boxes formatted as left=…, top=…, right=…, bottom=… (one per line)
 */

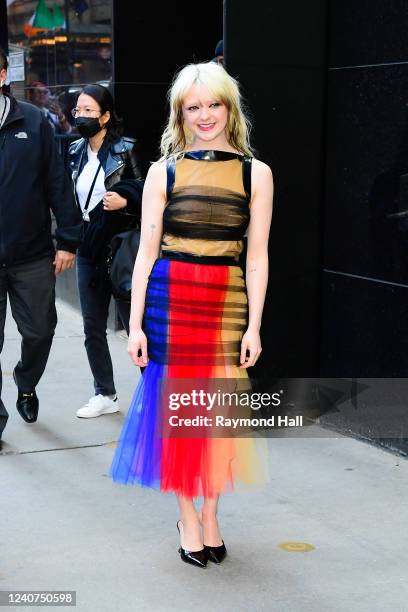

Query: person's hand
left=103, top=191, right=127, bottom=211
left=128, top=328, right=148, bottom=367
left=239, top=328, right=262, bottom=368
left=49, top=100, right=71, bottom=132
left=53, top=250, right=75, bottom=275
left=49, top=100, right=63, bottom=119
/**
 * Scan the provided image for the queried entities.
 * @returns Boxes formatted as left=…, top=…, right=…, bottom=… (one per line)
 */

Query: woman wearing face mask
left=69, top=84, right=143, bottom=419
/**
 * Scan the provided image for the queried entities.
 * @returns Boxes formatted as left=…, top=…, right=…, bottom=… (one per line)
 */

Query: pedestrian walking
left=30, top=81, right=73, bottom=135
left=69, top=84, right=143, bottom=419
left=110, top=62, right=273, bottom=567
left=0, top=48, right=82, bottom=447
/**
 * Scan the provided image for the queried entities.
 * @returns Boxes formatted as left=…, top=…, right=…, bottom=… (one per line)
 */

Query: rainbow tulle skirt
left=110, top=257, right=269, bottom=498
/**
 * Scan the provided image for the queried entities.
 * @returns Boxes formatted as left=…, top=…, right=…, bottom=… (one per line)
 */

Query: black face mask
left=75, top=116, right=102, bottom=138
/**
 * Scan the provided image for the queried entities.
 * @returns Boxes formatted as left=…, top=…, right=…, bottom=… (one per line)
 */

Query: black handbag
left=108, top=228, right=141, bottom=302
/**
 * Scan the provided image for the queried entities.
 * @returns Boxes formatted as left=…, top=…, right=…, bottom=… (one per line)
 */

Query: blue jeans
left=76, top=254, right=116, bottom=396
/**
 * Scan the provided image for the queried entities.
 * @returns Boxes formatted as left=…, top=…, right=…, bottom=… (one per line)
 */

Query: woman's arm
left=127, top=160, right=167, bottom=366
left=103, top=142, right=144, bottom=215
left=239, top=159, right=274, bottom=368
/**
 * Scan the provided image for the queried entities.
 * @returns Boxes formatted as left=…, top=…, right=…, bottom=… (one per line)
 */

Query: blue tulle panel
left=109, top=360, right=165, bottom=487
left=109, top=259, right=170, bottom=487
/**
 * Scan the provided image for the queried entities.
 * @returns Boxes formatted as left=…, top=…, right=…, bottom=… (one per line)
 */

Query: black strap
left=161, top=250, right=240, bottom=266
left=83, top=162, right=103, bottom=214
left=242, top=156, right=252, bottom=201
left=166, top=156, right=176, bottom=201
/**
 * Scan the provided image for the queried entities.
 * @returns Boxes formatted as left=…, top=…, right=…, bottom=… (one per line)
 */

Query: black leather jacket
left=68, top=135, right=143, bottom=213
left=68, top=135, right=143, bottom=260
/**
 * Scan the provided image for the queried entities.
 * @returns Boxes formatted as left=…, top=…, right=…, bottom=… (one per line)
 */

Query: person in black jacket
left=68, top=84, right=143, bottom=419
left=0, top=48, right=82, bottom=445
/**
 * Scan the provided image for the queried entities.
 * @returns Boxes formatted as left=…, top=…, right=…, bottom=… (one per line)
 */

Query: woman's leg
left=199, top=495, right=224, bottom=546
left=176, top=495, right=203, bottom=552
left=76, top=255, right=116, bottom=396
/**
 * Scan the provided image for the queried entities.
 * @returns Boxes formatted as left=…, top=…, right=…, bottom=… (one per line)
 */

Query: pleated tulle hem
left=109, top=258, right=270, bottom=498
left=109, top=361, right=270, bottom=498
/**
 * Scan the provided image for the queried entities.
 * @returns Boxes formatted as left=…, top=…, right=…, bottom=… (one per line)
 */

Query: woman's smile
left=198, top=122, right=216, bottom=131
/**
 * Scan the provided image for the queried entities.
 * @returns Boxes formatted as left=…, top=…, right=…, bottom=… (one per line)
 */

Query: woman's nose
left=199, top=107, right=210, bottom=120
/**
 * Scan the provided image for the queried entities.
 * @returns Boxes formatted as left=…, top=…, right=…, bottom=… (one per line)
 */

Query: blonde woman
left=110, top=62, right=273, bottom=568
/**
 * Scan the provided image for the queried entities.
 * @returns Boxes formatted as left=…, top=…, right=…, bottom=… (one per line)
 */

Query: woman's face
left=181, top=83, right=228, bottom=144
left=76, top=93, right=110, bottom=129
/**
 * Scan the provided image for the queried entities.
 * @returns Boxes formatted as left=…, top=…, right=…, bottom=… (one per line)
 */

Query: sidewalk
left=2, top=301, right=408, bottom=612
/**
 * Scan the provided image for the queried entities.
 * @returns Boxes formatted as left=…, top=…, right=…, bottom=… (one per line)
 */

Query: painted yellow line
left=278, top=541, right=315, bottom=552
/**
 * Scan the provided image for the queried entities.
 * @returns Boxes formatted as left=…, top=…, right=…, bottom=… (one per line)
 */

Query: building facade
left=2, top=0, right=407, bottom=454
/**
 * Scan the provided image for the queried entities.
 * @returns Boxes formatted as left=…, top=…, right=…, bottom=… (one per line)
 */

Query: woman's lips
left=198, top=123, right=215, bottom=131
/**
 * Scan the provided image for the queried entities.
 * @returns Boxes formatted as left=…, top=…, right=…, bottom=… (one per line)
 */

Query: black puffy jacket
left=0, top=95, right=82, bottom=266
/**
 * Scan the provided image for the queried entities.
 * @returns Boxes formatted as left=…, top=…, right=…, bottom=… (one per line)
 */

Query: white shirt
left=76, top=144, right=106, bottom=215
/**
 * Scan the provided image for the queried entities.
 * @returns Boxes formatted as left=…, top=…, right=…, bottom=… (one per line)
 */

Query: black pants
left=77, top=254, right=118, bottom=397
left=76, top=255, right=140, bottom=397
left=0, top=257, right=57, bottom=437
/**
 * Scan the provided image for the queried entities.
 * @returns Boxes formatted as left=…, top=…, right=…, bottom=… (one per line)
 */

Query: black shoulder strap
left=242, top=156, right=252, bottom=201
left=81, top=162, right=102, bottom=221
left=166, top=156, right=176, bottom=201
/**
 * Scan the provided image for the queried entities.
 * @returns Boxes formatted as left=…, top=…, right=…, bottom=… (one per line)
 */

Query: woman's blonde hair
left=160, top=62, right=253, bottom=159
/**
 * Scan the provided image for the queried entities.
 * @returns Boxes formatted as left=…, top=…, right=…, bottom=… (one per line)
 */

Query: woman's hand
left=239, top=328, right=262, bottom=368
left=103, top=191, right=127, bottom=211
left=128, top=328, right=149, bottom=367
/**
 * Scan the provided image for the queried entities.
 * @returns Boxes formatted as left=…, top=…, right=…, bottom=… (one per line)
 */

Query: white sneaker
left=76, top=394, right=120, bottom=418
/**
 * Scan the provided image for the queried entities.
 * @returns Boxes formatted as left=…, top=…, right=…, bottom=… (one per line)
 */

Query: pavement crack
left=0, top=441, right=116, bottom=456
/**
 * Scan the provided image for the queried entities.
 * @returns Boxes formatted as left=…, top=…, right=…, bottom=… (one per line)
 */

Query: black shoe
left=177, top=521, right=207, bottom=568
left=16, top=391, right=39, bottom=423
left=204, top=541, right=227, bottom=564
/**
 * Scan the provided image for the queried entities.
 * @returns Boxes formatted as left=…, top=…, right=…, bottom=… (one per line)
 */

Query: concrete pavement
left=1, top=300, right=408, bottom=612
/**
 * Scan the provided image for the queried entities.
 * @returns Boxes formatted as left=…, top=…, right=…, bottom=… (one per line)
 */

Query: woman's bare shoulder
left=250, top=158, right=274, bottom=203
left=144, top=159, right=167, bottom=191
left=251, top=158, right=273, bottom=180
left=147, top=159, right=167, bottom=177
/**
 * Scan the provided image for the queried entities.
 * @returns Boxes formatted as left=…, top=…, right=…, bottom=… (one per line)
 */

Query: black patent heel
left=204, top=541, right=227, bottom=564
left=177, top=520, right=207, bottom=568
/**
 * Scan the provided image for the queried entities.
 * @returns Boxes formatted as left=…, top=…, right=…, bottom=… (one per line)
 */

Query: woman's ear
left=100, top=110, right=110, bottom=128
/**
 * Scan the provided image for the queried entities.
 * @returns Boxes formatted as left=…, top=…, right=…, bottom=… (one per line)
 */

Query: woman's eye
left=210, top=102, right=221, bottom=108
left=187, top=106, right=198, bottom=111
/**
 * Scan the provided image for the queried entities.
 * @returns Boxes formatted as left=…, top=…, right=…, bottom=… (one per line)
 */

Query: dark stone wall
left=112, top=0, right=223, bottom=174
left=225, top=1, right=408, bottom=454
left=322, top=1, right=408, bottom=380
left=320, top=1, right=408, bottom=454
left=225, top=0, right=328, bottom=380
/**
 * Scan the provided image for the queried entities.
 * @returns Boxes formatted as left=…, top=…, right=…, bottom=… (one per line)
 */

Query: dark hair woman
left=68, top=84, right=143, bottom=420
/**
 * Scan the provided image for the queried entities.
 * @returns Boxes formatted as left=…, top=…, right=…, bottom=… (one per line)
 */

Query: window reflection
left=7, top=0, right=112, bottom=112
